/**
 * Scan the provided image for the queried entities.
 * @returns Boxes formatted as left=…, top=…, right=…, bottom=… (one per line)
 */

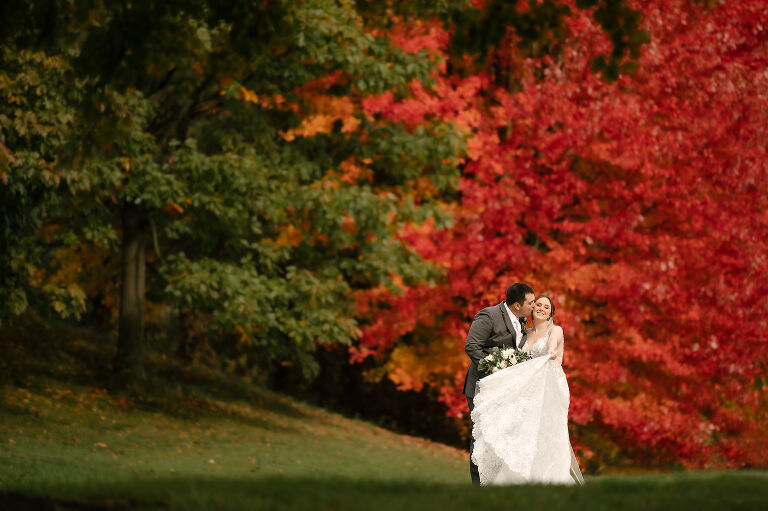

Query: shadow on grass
left=3, top=471, right=768, bottom=511
left=0, top=320, right=308, bottom=431
left=153, top=361, right=307, bottom=420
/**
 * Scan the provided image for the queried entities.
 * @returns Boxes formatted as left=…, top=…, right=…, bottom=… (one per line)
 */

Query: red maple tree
left=352, top=0, right=768, bottom=469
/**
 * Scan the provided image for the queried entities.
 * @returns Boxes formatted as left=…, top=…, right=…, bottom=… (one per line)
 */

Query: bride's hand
left=548, top=349, right=557, bottom=360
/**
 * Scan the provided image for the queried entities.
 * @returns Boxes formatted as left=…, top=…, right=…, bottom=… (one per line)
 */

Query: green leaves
left=290, top=0, right=433, bottom=94
left=161, top=253, right=355, bottom=379
left=449, top=0, right=648, bottom=82
left=0, top=0, right=465, bottom=376
left=0, top=47, right=80, bottom=322
left=589, top=0, right=650, bottom=80
left=0, top=0, right=470, bottom=380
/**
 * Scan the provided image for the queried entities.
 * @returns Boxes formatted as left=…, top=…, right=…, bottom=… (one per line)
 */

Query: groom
left=463, top=282, right=535, bottom=486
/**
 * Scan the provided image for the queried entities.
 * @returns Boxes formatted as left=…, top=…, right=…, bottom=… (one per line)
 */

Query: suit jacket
left=463, top=301, right=527, bottom=397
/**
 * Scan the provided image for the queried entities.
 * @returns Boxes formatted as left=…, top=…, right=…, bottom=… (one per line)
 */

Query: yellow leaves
left=384, top=337, right=466, bottom=393
left=41, top=247, right=82, bottom=285
left=239, top=86, right=287, bottom=109
left=30, top=242, right=120, bottom=315
left=386, top=345, right=430, bottom=393
left=234, top=325, right=251, bottom=345
left=239, top=86, right=260, bottom=104
left=44, top=246, right=84, bottom=287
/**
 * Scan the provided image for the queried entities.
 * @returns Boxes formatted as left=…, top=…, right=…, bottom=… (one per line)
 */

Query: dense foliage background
left=2, top=0, right=766, bottom=472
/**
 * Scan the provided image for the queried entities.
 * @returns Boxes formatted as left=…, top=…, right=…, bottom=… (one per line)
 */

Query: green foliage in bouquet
left=477, top=346, right=532, bottom=378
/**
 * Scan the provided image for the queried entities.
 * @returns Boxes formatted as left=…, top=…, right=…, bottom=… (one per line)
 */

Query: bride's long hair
left=533, top=294, right=556, bottom=326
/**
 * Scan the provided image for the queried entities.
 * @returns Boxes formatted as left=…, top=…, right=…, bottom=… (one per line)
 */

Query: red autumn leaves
left=351, top=0, right=768, bottom=468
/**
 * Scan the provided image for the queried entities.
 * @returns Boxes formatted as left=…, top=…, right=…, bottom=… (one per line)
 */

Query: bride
left=470, top=295, right=585, bottom=485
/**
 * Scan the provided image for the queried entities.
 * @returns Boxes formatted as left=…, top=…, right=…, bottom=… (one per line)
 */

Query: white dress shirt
left=503, top=302, right=521, bottom=347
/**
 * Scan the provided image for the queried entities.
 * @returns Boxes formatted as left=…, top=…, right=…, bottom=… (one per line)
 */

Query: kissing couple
left=463, top=282, right=584, bottom=486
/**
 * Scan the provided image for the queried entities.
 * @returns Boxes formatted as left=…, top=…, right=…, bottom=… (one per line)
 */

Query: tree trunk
left=114, top=204, right=148, bottom=383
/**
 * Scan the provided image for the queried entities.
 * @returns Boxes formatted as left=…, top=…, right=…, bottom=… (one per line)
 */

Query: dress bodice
left=526, top=330, right=551, bottom=358
left=525, top=327, right=564, bottom=368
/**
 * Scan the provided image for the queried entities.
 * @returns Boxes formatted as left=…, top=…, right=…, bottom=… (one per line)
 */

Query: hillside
left=1, top=321, right=766, bottom=511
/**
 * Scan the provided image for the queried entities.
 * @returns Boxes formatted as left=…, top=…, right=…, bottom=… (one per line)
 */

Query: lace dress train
left=470, top=337, right=584, bottom=486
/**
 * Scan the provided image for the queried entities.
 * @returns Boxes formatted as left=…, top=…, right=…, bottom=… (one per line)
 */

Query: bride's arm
left=547, top=326, right=565, bottom=366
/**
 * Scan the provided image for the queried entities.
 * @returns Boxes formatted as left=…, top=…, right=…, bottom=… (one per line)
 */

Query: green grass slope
left=1, top=322, right=766, bottom=510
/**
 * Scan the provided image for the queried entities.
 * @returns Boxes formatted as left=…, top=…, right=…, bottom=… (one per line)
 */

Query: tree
left=1, top=0, right=461, bottom=383
left=0, top=47, right=82, bottom=324
left=353, top=0, right=768, bottom=469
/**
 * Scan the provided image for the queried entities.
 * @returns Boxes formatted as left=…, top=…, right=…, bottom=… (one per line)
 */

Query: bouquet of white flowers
left=477, top=345, right=532, bottom=377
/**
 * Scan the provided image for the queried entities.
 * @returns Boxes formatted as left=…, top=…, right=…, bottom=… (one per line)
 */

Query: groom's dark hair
left=506, top=283, right=534, bottom=307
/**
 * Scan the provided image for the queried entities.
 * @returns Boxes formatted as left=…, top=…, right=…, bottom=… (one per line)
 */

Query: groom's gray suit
left=463, top=301, right=527, bottom=485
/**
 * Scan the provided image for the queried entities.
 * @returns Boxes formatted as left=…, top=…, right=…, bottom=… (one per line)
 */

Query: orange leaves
left=409, top=177, right=439, bottom=199
left=388, top=273, right=406, bottom=292
left=270, top=224, right=304, bottom=247
left=384, top=337, right=466, bottom=393
left=239, top=86, right=260, bottom=104
left=336, top=157, right=373, bottom=184
left=0, top=141, right=13, bottom=180
left=239, top=86, right=288, bottom=108
left=119, top=157, right=131, bottom=173
left=340, top=214, right=357, bottom=235
left=191, top=61, right=205, bottom=79
left=316, top=157, right=374, bottom=192
left=164, top=201, right=184, bottom=215
left=238, top=86, right=291, bottom=122
left=281, top=95, right=362, bottom=141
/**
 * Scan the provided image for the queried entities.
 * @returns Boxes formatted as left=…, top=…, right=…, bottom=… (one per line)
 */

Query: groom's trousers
left=466, top=395, right=480, bottom=486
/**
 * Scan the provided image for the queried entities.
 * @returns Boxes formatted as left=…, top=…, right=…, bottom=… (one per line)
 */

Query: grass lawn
left=1, top=322, right=766, bottom=510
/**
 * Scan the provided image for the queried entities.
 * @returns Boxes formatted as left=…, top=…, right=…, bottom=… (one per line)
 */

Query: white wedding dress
left=471, top=329, right=585, bottom=485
